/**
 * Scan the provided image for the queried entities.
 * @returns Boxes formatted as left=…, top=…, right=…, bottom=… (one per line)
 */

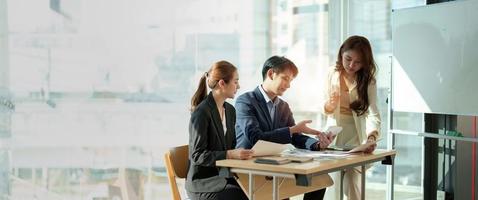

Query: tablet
left=325, top=126, right=342, bottom=137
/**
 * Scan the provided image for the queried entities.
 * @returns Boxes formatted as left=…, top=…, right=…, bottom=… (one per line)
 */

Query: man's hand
left=227, top=148, right=254, bottom=160
left=290, top=120, right=316, bottom=135
left=316, top=133, right=332, bottom=150
left=325, top=131, right=337, bottom=141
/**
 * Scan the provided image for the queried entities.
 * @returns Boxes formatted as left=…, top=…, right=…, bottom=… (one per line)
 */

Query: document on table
left=251, top=140, right=288, bottom=157
left=329, top=139, right=382, bottom=153
left=282, top=148, right=349, bottom=158
left=347, top=139, right=381, bottom=153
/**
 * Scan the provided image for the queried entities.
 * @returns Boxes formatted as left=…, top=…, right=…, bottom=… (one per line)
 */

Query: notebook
left=254, top=156, right=313, bottom=165
left=255, top=157, right=291, bottom=165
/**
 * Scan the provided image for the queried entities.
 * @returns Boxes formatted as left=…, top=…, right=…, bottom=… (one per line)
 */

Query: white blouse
left=221, top=108, right=227, bottom=135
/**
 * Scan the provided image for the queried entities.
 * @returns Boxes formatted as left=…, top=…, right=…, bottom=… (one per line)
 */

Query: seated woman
left=186, top=61, right=253, bottom=200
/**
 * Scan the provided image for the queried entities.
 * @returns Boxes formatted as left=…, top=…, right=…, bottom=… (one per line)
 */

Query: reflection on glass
left=393, top=133, right=423, bottom=199
left=5, top=0, right=270, bottom=199
left=1, top=0, right=431, bottom=199
left=346, top=0, right=392, bottom=199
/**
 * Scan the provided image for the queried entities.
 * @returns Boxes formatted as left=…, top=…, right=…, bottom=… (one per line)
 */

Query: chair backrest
left=164, top=145, right=189, bottom=200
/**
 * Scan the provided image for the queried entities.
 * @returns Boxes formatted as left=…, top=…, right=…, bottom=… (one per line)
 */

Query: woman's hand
left=364, top=134, right=377, bottom=153
left=325, top=91, right=339, bottom=112
left=227, top=148, right=254, bottom=160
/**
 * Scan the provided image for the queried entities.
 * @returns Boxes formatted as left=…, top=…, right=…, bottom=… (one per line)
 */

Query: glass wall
left=2, top=0, right=272, bottom=199
left=270, top=0, right=333, bottom=127
left=339, top=0, right=393, bottom=199
left=346, top=0, right=426, bottom=199
left=0, top=0, right=429, bottom=199
left=390, top=0, right=428, bottom=199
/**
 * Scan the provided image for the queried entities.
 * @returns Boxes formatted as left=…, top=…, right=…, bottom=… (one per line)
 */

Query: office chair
left=164, top=145, right=189, bottom=200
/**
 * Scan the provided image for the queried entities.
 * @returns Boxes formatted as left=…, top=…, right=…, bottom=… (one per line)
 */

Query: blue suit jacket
left=235, top=86, right=319, bottom=150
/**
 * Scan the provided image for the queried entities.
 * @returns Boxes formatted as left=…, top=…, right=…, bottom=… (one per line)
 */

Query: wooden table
left=216, top=149, right=396, bottom=200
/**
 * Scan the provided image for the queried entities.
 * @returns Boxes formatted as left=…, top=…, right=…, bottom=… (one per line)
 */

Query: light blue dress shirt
left=258, top=85, right=279, bottom=122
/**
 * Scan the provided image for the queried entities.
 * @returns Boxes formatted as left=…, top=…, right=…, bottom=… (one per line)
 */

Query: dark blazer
left=186, top=92, right=236, bottom=193
left=235, top=86, right=318, bottom=150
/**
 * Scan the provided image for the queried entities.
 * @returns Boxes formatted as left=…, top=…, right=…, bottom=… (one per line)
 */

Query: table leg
left=249, top=172, right=254, bottom=200
left=340, top=170, right=345, bottom=200
left=361, top=165, right=366, bottom=200
left=273, top=176, right=278, bottom=200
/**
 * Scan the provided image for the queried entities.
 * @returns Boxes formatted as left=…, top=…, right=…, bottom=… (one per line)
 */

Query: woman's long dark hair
left=190, top=61, right=237, bottom=111
left=335, top=35, right=377, bottom=116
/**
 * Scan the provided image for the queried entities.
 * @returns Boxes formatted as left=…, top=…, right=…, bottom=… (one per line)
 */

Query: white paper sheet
left=282, top=148, right=349, bottom=158
left=251, top=140, right=287, bottom=157
left=347, top=139, right=382, bottom=153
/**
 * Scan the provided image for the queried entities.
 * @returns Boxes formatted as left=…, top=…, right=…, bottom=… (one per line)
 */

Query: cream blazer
left=320, top=68, right=381, bottom=143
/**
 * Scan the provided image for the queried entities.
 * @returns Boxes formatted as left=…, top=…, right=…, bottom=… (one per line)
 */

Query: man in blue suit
left=235, top=55, right=333, bottom=200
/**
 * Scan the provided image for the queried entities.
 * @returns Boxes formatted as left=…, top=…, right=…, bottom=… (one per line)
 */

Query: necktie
left=270, top=101, right=276, bottom=122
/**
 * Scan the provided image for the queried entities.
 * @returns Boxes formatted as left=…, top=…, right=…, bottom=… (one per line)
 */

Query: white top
left=221, top=108, right=227, bottom=135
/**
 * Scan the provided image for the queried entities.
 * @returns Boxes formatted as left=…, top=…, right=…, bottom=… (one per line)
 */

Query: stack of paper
left=251, top=140, right=287, bottom=156
left=282, top=148, right=349, bottom=158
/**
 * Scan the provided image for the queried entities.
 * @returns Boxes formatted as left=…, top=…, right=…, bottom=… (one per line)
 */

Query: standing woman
left=321, top=36, right=381, bottom=199
left=187, top=61, right=253, bottom=200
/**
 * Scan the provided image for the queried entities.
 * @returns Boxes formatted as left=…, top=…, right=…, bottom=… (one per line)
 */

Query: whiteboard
left=392, top=0, right=478, bottom=116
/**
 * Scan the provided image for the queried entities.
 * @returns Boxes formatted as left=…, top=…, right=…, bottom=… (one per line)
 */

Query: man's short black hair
left=262, top=56, right=298, bottom=80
